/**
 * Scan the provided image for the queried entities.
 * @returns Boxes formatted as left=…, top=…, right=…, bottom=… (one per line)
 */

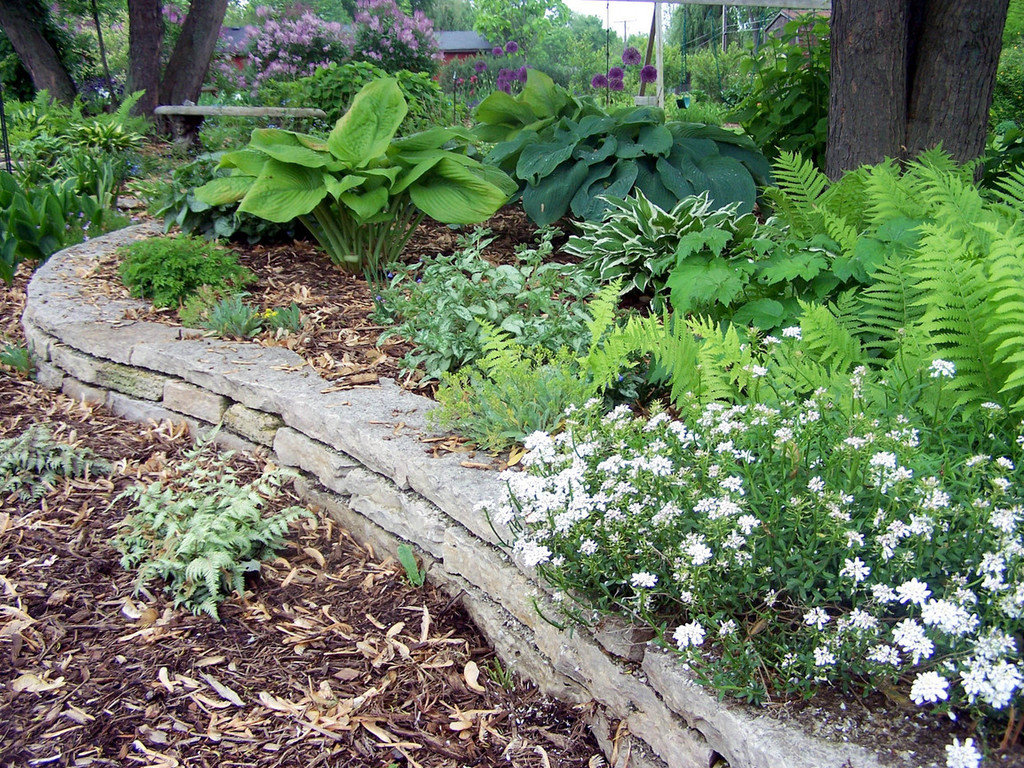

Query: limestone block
left=223, top=403, right=282, bottom=446
left=21, top=321, right=51, bottom=362
left=642, top=649, right=879, bottom=768
left=51, top=343, right=103, bottom=384
left=163, top=379, right=228, bottom=424
left=95, top=362, right=167, bottom=400
left=33, top=360, right=64, bottom=390
left=586, top=706, right=670, bottom=768
left=273, top=427, right=357, bottom=492
left=593, top=615, right=655, bottom=663
left=107, top=391, right=188, bottom=427
left=343, top=468, right=448, bottom=559
left=61, top=377, right=107, bottom=406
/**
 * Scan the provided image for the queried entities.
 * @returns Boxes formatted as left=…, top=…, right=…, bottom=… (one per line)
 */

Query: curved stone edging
left=21, top=224, right=885, bottom=768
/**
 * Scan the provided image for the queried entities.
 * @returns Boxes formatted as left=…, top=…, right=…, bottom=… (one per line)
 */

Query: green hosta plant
left=196, top=77, right=516, bottom=275
left=476, top=71, right=770, bottom=226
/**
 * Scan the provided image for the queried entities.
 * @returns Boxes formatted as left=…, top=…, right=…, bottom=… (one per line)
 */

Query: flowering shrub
left=490, top=353, right=1022, bottom=765
left=243, top=5, right=350, bottom=92
left=352, top=0, right=439, bottom=74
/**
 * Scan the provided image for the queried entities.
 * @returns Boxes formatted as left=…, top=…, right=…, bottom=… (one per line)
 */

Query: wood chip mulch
left=0, top=267, right=602, bottom=767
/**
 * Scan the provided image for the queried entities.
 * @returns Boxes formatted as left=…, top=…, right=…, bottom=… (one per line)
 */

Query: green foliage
left=0, top=168, right=120, bottom=284
left=396, top=544, right=426, bottom=587
left=262, top=303, right=303, bottom=334
left=149, top=154, right=296, bottom=244
left=991, top=43, right=1024, bottom=128
left=196, top=78, right=515, bottom=275
left=983, top=122, right=1024, bottom=186
left=476, top=70, right=771, bottom=226
left=730, top=15, right=830, bottom=168
left=377, top=228, right=597, bottom=379
left=0, top=342, right=32, bottom=377
left=113, top=441, right=310, bottom=618
left=685, top=44, right=750, bottom=105
left=261, top=62, right=446, bottom=132
left=473, top=0, right=551, bottom=53
left=199, top=295, right=264, bottom=339
left=118, top=235, right=254, bottom=309
left=0, top=425, right=109, bottom=500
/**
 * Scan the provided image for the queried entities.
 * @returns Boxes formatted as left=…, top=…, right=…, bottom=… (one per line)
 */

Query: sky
left=563, top=0, right=666, bottom=40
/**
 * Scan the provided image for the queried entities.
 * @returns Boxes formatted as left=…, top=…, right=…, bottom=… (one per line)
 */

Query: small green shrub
left=730, top=15, right=830, bottom=167
left=113, top=441, right=310, bottom=618
left=991, top=43, right=1024, bottom=128
left=0, top=341, right=32, bottom=377
left=686, top=44, right=750, bottom=104
left=199, top=294, right=264, bottom=339
left=262, top=302, right=302, bottom=334
left=377, top=227, right=597, bottom=379
left=0, top=425, right=109, bottom=499
left=118, top=235, right=254, bottom=309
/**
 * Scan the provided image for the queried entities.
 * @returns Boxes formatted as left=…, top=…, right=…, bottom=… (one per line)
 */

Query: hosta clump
left=492, top=374, right=1023, bottom=760
left=196, top=77, right=515, bottom=276
left=476, top=70, right=771, bottom=226
left=377, top=228, right=597, bottom=378
left=113, top=442, right=310, bottom=618
left=0, top=425, right=109, bottom=499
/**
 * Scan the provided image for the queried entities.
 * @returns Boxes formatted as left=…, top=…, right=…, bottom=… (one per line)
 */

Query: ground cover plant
left=195, top=78, right=516, bottom=277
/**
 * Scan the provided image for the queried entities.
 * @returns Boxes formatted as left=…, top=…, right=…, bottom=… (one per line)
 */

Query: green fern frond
left=798, top=301, right=864, bottom=374
left=586, top=280, right=624, bottom=355
left=855, top=253, right=927, bottom=357
left=981, top=225, right=1024, bottom=409
left=987, top=166, right=1024, bottom=219
left=764, top=151, right=830, bottom=237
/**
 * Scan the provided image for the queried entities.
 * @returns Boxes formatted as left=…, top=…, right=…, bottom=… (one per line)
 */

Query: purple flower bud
left=622, top=46, right=642, bottom=66
left=517, top=66, right=528, bottom=82
left=591, top=73, right=608, bottom=89
left=505, top=40, right=519, bottom=54
left=639, top=64, right=657, bottom=84
left=473, top=58, right=487, bottom=73
left=492, top=46, right=503, bottom=57
left=608, top=77, right=624, bottom=91
left=608, top=66, right=624, bottom=79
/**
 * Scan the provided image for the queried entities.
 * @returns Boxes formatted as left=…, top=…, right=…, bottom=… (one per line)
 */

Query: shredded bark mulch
left=0, top=267, right=601, bottom=767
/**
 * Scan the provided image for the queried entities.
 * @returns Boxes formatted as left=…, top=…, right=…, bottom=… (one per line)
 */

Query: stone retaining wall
left=22, top=225, right=884, bottom=768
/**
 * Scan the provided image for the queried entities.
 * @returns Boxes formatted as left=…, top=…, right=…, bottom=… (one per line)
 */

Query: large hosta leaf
left=474, top=91, right=537, bottom=132
left=328, top=78, right=407, bottom=167
left=696, top=154, right=757, bottom=212
left=237, top=159, right=328, bottom=222
left=250, top=129, right=333, bottom=168
left=408, top=157, right=510, bottom=224
left=218, top=149, right=269, bottom=176
left=516, top=138, right=576, bottom=185
left=522, top=159, right=589, bottom=226
left=570, top=159, right=639, bottom=221
left=520, top=70, right=569, bottom=119
left=340, top=186, right=389, bottom=222
left=195, top=174, right=255, bottom=206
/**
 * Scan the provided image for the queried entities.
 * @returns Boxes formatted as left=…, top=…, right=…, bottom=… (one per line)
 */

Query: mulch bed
left=0, top=266, right=601, bottom=767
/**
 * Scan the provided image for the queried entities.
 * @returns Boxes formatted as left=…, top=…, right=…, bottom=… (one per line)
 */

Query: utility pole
left=722, top=4, right=727, bottom=51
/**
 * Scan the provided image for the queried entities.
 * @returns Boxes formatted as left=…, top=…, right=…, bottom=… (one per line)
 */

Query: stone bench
left=153, top=104, right=329, bottom=143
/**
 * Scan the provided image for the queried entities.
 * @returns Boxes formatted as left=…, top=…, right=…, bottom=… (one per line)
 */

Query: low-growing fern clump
left=113, top=441, right=310, bottom=618
left=0, top=425, right=110, bottom=499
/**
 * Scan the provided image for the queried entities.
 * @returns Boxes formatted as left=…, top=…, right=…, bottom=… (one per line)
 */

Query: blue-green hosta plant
left=196, top=78, right=516, bottom=274
left=475, top=70, right=771, bottom=226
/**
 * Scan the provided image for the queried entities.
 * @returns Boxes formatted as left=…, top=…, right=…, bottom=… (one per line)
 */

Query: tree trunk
left=127, top=0, right=163, bottom=116
left=826, top=0, right=1009, bottom=178
left=90, top=0, right=115, bottom=105
left=0, top=0, right=76, bottom=103
left=159, top=0, right=228, bottom=107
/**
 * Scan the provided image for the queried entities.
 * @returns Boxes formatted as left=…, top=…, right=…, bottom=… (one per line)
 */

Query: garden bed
left=14, top=223, right=977, bottom=768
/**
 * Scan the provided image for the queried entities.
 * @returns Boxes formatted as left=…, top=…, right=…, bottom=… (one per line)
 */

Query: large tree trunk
left=0, top=0, right=76, bottom=103
left=826, top=0, right=1009, bottom=178
left=127, top=0, right=163, bottom=116
left=159, top=0, right=228, bottom=107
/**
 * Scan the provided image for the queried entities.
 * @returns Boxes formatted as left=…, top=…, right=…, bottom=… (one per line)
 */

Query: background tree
left=0, top=0, right=83, bottom=102
left=423, top=0, right=474, bottom=30
left=473, top=0, right=564, bottom=52
left=827, top=0, right=1010, bottom=177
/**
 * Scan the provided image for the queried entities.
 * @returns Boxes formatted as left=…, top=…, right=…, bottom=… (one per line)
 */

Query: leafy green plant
left=0, top=341, right=32, bottom=377
left=484, top=658, right=516, bottom=690
left=730, top=15, right=830, bottom=168
left=113, top=441, right=310, bottom=618
left=377, top=227, right=597, bottom=379
left=991, top=42, right=1024, bottom=128
left=0, top=425, right=110, bottom=499
left=262, top=303, right=303, bottom=334
left=196, top=78, right=515, bottom=275
left=118, top=235, right=254, bottom=309
left=476, top=70, right=771, bottom=225
left=982, top=121, right=1024, bottom=187
left=199, top=295, right=264, bottom=339
left=262, top=61, right=446, bottom=133
left=396, top=544, right=426, bottom=587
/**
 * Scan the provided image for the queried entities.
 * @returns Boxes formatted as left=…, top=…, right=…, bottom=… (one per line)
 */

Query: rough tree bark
left=827, top=0, right=1009, bottom=178
left=127, top=0, right=227, bottom=119
left=0, top=0, right=76, bottom=103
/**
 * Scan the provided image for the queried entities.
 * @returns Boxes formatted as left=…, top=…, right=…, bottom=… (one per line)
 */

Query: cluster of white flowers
left=491, top=385, right=1023, bottom=765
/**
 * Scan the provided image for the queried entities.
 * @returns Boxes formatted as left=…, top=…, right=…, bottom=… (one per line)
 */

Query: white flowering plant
left=490, top=362, right=1023, bottom=760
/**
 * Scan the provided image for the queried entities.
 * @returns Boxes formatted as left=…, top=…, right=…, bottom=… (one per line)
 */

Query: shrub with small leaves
left=118, top=235, right=254, bottom=309
left=0, top=425, right=109, bottom=499
left=113, top=441, right=310, bottom=618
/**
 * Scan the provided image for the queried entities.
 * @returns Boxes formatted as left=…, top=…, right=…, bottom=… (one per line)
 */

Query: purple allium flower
left=517, top=65, right=528, bottom=82
left=505, top=40, right=519, bottom=54
left=608, top=66, right=624, bottom=79
left=639, top=64, right=657, bottom=84
left=608, top=77, right=624, bottom=91
left=473, top=58, right=487, bottom=73
left=591, top=73, right=608, bottom=89
left=492, top=46, right=503, bottom=57
left=622, top=46, right=642, bottom=66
